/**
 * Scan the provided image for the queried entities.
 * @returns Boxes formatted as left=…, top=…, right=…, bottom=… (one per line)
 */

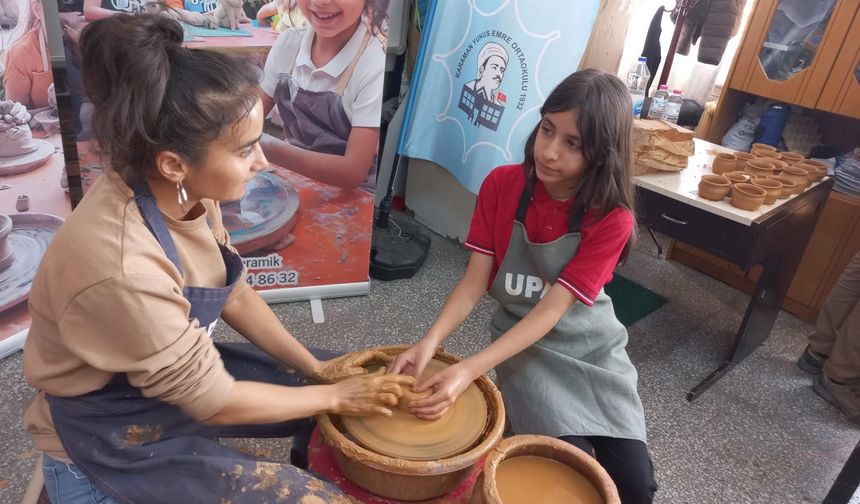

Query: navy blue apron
left=46, top=179, right=349, bottom=504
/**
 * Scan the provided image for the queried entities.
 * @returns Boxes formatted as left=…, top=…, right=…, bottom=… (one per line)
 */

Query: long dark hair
left=79, top=14, right=260, bottom=182
left=523, top=69, right=637, bottom=263
left=364, top=0, right=390, bottom=38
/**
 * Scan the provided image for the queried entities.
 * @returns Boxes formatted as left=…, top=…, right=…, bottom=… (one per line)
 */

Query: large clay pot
left=731, top=183, right=766, bottom=211
left=770, top=175, right=801, bottom=196
left=471, top=435, right=620, bottom=504
left=734, top=152, right=755, bottom=172
left=316, top=346, right=505, bottom=501
left=711, top=152, right=737, bottom=175
left=698, top=174, right=731, bottom=201
left=745, top=158, right=777, bottom=177
left=751, top=177, right=783, bottom=204
left=0, top=214, right=14, bottom=271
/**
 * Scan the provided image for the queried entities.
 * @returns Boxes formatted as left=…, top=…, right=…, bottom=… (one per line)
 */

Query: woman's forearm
left=206, top=381, right=332, bottom=425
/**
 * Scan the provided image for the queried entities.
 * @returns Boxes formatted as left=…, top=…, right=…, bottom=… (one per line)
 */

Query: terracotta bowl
left=698, top=174, right=732, bottom=201
left=317, top=346, right=505, bottom=501
left=751, top=143, right=777, bottom=152
left=770, top=175, right=801, bottom=197
left=745, top=158, right=776, bottom=177
left=0, top=214, right=14, bottom=272
left=752, top=148, right=781, bottom=161
left=768, top=159, right=788, bottom=174
left=782, top=166, right=810, bottom=189
left=472, top=435, right=620, bottom=504
left=724, top=171, right=753, bottom=184
left=731, top=183, right=767, bottom=211
left=712, top=152, right=737, bottom=175
left=779, top=151, right=805, bottom=165
left=734, top=152, right=755, bottom=172
left=751, top=177, right=783, bottom=204
left=796, top=160, right=828, bottom=180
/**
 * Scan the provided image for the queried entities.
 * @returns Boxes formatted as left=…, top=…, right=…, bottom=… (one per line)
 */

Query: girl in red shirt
left=391, top=69, right=657, bottom=503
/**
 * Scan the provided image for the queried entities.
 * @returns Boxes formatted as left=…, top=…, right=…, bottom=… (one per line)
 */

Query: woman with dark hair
left=391, top=69, right=658, bottom=503
left=22, top=13, right=411, bottom=504
left=260, top=0, right=390, bottom=191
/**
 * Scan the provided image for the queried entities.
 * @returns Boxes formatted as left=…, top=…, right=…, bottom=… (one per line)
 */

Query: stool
left=307, top=427, right=482, bottom=503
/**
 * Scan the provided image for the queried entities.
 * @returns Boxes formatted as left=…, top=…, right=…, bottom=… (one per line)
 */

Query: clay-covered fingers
left=317, top=350, right=394, bottom=383
left=330, top=373, right=416, bottom=417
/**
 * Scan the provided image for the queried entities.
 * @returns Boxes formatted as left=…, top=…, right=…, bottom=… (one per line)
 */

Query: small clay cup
left=782, top=166, right=810, bottom=189
left=770, top=175, right=801, bottom=196
left=698, top=174, right=732, bottom=201
left=768, top=159, right=788, bottom=174
left=779, top=151, right=805, bottom=165
left=734, top=152, right=755, bottom=171
left=751, top=143, right=777, bottom=152
left=0, top=214, right=14, bottom=271
left=711, top=152, right=737, bottom=175
left=16, top=195, right=29, bottom=212
left=724, top=171, right=753, bottom=184
left=731, top=183, right=767, bottom=211
left=751, top=177, right=783, bottom=204
left=796, top=160, right=827, bottom=180
left=745, top=158, right=776, bottom=177
left=752, top=148, right=781, bottom=161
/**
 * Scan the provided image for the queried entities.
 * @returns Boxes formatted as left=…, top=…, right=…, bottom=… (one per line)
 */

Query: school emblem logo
left=458, top=42, right=509, bottom=132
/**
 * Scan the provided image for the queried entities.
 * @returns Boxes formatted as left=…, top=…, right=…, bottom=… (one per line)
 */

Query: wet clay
left=496, top=456, right=603, bottom=504
left=341, top=359, right=488, bottom=461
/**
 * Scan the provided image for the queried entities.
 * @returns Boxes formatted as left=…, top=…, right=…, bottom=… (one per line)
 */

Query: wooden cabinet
left=729, top=0, right=860, bottom=109
left=668, top=191, right=860, bottom=322
left=818, top=6, right=860, bottom=119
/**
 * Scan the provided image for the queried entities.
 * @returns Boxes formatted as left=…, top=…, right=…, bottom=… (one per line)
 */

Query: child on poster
left=259, top=0, right=389, bottom=191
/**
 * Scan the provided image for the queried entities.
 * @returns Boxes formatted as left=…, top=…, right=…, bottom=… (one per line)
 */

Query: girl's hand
left=313, top=350, right=392, bottom=384
left=387, top=338, right=438, bottom=379
left=408, top=363, right=475, bottom=420
left=328, top=371, right=416, bottom=417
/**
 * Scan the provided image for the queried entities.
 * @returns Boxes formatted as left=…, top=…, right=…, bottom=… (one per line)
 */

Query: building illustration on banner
left=458, top=41, right=508, bottom=131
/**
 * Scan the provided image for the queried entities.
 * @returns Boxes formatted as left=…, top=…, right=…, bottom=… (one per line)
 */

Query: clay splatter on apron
left=123, top=424, right=164, bottom=446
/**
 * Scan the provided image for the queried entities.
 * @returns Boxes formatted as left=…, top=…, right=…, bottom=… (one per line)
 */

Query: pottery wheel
left=340, top=359, right=488, bottom=461
left=221, top=170, right=299, bottom=255
left=0, top=139, right=54, bottom=176
left=0, top=213, right=63, bottom=312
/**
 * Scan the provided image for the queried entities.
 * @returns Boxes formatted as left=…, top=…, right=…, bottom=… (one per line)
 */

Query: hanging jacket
left=672, top=0, right=746, bottom=65
left=641, top=7, right=665, bottom=96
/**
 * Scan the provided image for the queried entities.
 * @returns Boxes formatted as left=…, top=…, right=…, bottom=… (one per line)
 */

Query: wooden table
left=635, top=139, right=832, bottom=400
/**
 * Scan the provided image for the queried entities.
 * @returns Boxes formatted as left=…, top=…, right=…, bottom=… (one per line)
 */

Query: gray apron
left=274, top=31, right=376, bottom=190
left=488, top=169, right=647, bottom=442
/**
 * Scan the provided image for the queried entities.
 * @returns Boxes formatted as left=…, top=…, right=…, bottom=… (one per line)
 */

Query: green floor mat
left=603, top=274, right=667, bottom=327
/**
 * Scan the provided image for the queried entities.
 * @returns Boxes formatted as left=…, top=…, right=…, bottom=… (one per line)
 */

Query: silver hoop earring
left=176, top=181, right=188, bottom=210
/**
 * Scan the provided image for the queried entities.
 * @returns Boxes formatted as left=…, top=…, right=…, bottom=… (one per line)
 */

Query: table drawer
left=637, top=188, right=754, bottom=266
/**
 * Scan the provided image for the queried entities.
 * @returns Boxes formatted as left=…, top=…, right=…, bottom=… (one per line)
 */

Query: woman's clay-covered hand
left=0, top=101, right=31, bottom=128
left=313, top=350, right=392, bottom=384
left=387, top=339, right=438, bottom=380
left=329, top=370, right=416, bottom=417
left=408, top=362, right=474, bottom=420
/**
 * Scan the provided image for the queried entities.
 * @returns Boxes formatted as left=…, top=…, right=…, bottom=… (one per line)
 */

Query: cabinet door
left=733, top=0, right=858, bottom=107
left=818, top=6, right=860, bottom=119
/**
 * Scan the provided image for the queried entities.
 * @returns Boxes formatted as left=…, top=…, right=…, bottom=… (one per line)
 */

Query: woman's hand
left=408, top=362, right=475, bottom=420
left=328, top=370, right=416, bottom=417
left=313, top=350, right=392, bottom=384
left=387, top=338, right=438, bottom=379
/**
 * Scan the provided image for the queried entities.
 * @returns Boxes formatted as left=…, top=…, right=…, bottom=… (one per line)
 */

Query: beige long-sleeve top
left=23, top=170, right=249, bottom=461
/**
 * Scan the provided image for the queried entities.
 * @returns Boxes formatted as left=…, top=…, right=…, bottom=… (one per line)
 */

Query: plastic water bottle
left=647, top=85, right=669, bottom=120
left=664, top=89, right=683, bottom=124
left=626, top=57, right=649, bottom=118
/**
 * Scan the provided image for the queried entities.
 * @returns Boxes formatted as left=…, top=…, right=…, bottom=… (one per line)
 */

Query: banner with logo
left=61, top=1, right=388, bottom=302
left=1, top=0, right=72, bottom=358
left=399, top=0, right=600, bottom=194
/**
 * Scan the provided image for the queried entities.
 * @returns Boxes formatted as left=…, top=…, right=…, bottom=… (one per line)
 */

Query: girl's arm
left=410, top=283, right=577, bottom=419
left=83, top=0, right=121, bottom=20
left=388, top=252, right=493, bottom=378
left=256, top=2, right=278, bottom=23
left=259, top=127, right=379, bottom=189
left=220, top=284, right=324, bottom=378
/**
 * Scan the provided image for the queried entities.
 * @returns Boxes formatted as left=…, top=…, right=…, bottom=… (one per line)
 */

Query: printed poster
left=60, top=0, right=389, bottom=300
left=399, top=0, right=600, bottom=194
left=0, top=0, right=72, bottom=358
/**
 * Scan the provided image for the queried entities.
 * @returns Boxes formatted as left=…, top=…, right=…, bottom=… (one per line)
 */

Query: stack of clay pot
left=704, top=145, right=829, bottom=211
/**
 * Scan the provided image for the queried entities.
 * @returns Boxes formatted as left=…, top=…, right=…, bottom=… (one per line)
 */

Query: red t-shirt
left=465, top=164, right=633, bottom=307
